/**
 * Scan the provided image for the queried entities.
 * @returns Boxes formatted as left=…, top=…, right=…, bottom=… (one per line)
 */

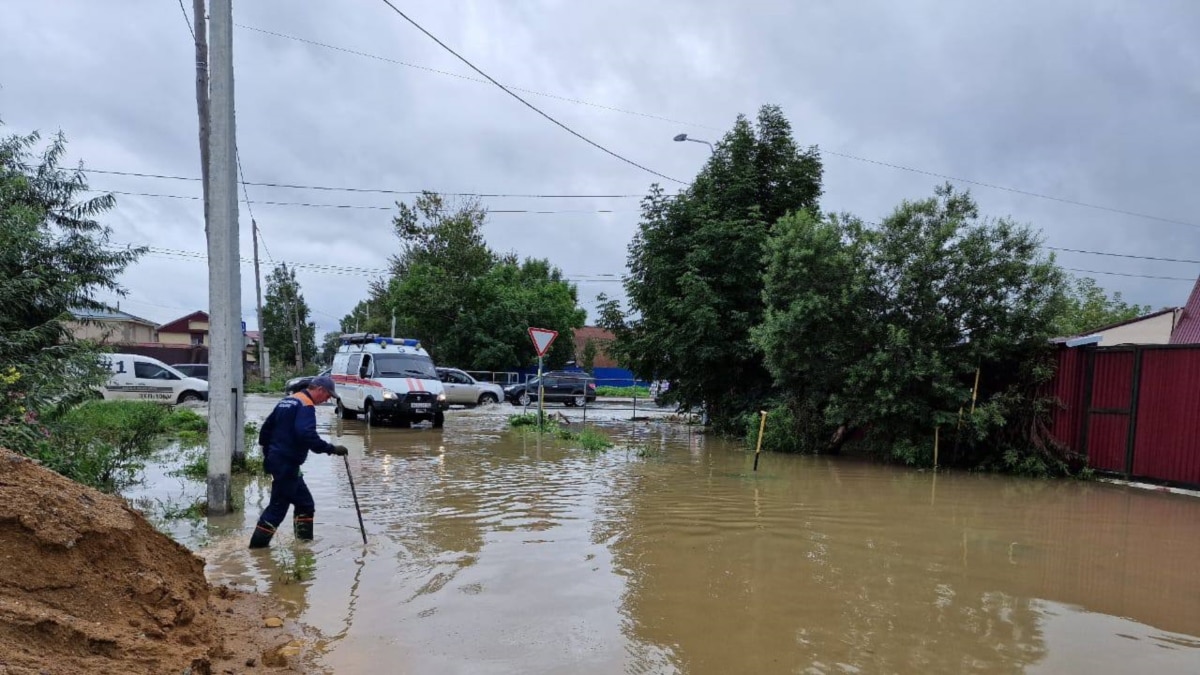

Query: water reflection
left=125, top=397, right=1200, bottom=674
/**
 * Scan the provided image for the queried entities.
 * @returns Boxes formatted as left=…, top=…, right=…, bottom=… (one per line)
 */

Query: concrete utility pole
left=205, top=0, right=242, bottom=514
left=192, top=0, right=209, bottom=235
left=290, top=281, right=303, bottom=369
left=252, top=219, right=270, bottom=383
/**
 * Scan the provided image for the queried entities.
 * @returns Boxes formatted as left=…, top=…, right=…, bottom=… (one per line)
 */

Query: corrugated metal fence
left=1049, top=344, right=1200, bottom=488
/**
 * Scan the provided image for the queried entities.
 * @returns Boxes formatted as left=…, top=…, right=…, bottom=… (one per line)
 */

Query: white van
left=331, top=334, right=448, bottom=428
left=98, top=353, right=210, bottom=404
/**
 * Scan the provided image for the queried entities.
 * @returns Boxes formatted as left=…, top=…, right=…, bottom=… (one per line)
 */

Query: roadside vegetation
left=507, top=413, right=614, bottom=452
left=594, top=385, right=651, bottom=398
left=598, top=104, right=1148, bottom=476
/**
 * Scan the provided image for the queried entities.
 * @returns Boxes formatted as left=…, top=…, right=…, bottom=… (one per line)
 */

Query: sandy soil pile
left=0, top=449, right=306, bottom=674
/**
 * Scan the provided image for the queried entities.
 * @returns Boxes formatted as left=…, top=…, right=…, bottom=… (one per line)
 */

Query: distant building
left=1054, top=308, right=1182, bottom=347
left=157, top=311, right=211, bottom=347
left=67, top=308, right=158, bottom=345
left=574, top=326, right=618, bottom=368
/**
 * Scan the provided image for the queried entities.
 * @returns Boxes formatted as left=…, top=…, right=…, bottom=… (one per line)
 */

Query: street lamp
left=673, top=133, right=714, bottom=154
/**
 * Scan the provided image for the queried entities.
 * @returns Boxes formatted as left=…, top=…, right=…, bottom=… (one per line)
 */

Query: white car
left=98, top=353, right=210, bottom=405
left=436, top=367, right=504, bottom=407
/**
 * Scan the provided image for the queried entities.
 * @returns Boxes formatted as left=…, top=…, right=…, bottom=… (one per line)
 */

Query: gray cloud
left=2, top=0, right=1197, bottom=336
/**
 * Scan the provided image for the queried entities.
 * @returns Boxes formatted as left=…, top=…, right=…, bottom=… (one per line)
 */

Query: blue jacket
left=258, top=391, right=337, bottom=468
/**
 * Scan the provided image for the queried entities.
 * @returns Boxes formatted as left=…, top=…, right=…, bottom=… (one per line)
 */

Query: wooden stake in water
left=934, top=426, right=940, bottom=470
left=753, top=410, right=768, bottom=472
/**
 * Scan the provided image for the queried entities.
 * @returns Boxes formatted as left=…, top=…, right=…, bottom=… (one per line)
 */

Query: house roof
left=71, top=307, right=158, bottom=327
left=158, top=310, right=209, bottom=333
left=1170, top=277, right=1200, bottom=344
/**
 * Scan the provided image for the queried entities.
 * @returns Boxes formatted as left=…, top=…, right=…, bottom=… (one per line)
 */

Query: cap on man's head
left=309, top=374, right=337, bottom=395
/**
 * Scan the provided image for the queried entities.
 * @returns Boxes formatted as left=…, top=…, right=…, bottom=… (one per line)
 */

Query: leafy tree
left=581, top=339, right=599, bottom=375
left=754, top=184, right=1070, bottom=469
left=603, top=104, right=823, bottom=430
left=320, top=331, right=343, bottom=365
left=356, top=194, right=585, bottom=371
left=0, top=126, right=143, bottom=455
left=1052, top=276, right=1151, bottom=337
left=261, top=263, right=316, bottom=368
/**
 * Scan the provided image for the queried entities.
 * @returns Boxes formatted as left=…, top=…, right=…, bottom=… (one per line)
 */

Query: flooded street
left=128, top=395, right=1200, bottom=674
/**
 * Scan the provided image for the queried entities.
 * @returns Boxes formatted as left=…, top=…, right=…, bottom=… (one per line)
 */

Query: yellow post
left=934, top=426, right=940, bottom=470
left=753, top=410, right=767, bottom=471
left=969, top=367, right=981, bottom=414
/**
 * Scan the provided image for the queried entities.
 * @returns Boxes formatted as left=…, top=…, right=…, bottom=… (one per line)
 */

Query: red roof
left=158, top=310, right=208, bottom=334
left=1170, top=277, right=1200, bottom=344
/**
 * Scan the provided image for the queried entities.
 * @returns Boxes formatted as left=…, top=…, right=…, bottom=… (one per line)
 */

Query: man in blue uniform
left=249, top=374, right=349, bottom=549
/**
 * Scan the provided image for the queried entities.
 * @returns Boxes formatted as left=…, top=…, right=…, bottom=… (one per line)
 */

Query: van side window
left=135, top=362, right=176, bottom=380
left=361, top=354, right=372, bottom=377
left=347, top=354, right=362, bottom=377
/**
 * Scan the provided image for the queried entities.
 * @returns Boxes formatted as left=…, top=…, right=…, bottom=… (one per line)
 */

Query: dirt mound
left=0, top=449, right=305, bottom=674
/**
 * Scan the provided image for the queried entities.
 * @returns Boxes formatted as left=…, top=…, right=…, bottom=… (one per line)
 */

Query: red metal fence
left=1048, top=345, right=1200, bottom=488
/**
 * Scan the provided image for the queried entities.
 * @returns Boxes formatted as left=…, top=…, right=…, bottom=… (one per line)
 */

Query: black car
left=504, top=371, right=597, bottom=407
left=172, top=363, right=209, bottom=380
left=284, top=368, right=331, bottom=395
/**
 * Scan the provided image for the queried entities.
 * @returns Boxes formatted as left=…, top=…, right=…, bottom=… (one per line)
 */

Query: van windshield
left=373, top=353, right=438, bottom=380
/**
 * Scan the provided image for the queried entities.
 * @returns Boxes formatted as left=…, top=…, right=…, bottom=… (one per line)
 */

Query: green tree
left=1052, top=276, right=1151, bottom=337
left=754, top=184, right=1070, bottom=469
left=261, top=263, right=316, bottom=368
left=581, top=339, right=599, bottom=375
left=603, top=104, right=823, bottom=430
left=0, top=126, right=143, bottom=453
left=360, top=194, right=585, bottom=371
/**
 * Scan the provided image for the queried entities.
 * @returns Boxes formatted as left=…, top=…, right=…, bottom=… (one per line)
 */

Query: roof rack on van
left=339, top=333, right=421, bottom=348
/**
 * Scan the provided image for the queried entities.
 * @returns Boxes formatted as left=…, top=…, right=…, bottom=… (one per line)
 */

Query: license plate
left=410, top=403, right=430, bottom=409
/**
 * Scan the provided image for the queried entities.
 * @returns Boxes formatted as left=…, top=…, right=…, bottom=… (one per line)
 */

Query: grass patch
left=595, top=386, right=651, bottom=398
left=175, top=443, right=265, bottom=480
left=576, top=427, right=613, bottom=452
left=165, top=408, right=207, bottom=433
left=509, top=414, right=613, bottom=451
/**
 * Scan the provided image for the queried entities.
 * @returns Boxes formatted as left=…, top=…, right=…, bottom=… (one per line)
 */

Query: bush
left=25, top=401, right=170, bottom=492
left=165, top=408, right=208, bottom=433
left=743, top=399, right=834, bottom=455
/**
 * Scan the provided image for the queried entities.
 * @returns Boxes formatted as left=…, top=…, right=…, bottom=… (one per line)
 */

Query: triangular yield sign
left=528, top=327, right=559, bottom=357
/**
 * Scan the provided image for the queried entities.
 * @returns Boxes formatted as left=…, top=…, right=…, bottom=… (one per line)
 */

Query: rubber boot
left=294, top=512, right=314, bottom=541
left=249, top=521, right=276, bottom=549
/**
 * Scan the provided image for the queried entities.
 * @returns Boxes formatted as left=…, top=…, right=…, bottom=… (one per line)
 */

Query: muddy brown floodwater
left=126, top=395, right=1200, bottom=674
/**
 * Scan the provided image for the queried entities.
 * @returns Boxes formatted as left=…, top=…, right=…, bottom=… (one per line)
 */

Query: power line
left=1063, top=267, right=1195, bottom=282
left=177, top=0, right=194, bottom=39
left=93, top=188, right=629, bottom=213
left=235, top=22, right=720, bottom=133
left=110, top=241, right=628, bottom=282
left=1047, top=246, right=1200, bottom=266
left=375, top=0, right=684, bottom=185
left=825, top=151, right=1200, bottom=230
left=234, top=21, right=1199, bottom=230
left=78, top=167, right=646, bottom=199
left=111, top=240, right=1195, bottom=285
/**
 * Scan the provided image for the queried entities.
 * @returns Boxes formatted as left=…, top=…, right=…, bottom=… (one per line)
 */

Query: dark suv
left=504, top=371, right=597, bottom=407
left=172, top=363, right=209, bottom=381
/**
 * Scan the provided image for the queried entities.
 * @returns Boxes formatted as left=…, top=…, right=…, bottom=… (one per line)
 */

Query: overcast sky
left=3, top=0, right=1199, bottom=337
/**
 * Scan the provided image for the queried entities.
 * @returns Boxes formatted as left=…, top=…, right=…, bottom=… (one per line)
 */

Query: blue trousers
left=257, top=457, right=315, bottom=531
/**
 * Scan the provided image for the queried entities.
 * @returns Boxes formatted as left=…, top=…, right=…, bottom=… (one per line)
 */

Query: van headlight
left=437, top=393, right=447, bottom=402
left=382, top=389, right=398, bottom=400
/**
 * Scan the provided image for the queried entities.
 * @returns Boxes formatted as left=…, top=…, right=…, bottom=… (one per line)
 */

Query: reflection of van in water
left=98, top=354, right=209, bottom=404
left=330, top=334, right=448, bottom=428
